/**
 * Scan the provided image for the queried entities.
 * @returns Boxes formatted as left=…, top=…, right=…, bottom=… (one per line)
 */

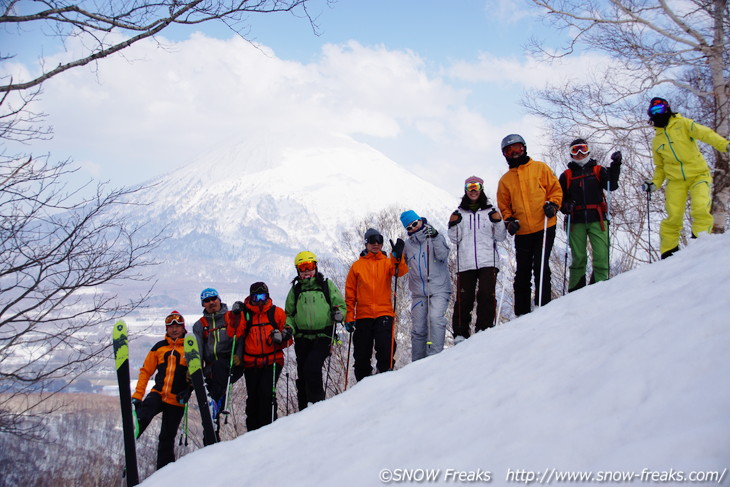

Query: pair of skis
left=113, top=321, right=217, bottom=485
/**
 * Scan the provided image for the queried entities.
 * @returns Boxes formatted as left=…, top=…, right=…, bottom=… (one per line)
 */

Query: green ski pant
left=568, top=221, right=609, bottom=291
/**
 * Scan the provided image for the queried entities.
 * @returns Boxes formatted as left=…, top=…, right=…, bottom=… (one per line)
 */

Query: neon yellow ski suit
left=650, top=114, right=729, bottom=254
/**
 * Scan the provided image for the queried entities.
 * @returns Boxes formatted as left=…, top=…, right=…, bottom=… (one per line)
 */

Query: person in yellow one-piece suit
left=643, top=97, right=729, bottom=259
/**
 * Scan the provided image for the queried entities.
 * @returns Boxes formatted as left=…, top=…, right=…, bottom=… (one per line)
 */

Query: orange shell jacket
left=497, top=157, right=563, bottom=235
left=133, top=334, right=188, bottom=407
left=225, top=298, right=291, bottom=368
left=345, top=251, right=408, bottom=322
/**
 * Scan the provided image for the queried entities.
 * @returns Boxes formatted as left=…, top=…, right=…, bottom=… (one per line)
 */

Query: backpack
left=289, top=275, right=332, bottom=317
left=564, top=165, right=608, bottom=230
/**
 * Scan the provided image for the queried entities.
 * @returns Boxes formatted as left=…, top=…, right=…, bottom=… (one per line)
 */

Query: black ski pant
left=294, top=336, right=331, bottom=411
left=513, top=225, right=556, bottom=316
left=452, top=267, right=499, bottom=338
left=352, top=316, right=395, bottom=382
left=206, top=357, right=243, bottom=403
left=135, top=391, right=185, bottom=470
left=243, top=364, right=282, bottom=432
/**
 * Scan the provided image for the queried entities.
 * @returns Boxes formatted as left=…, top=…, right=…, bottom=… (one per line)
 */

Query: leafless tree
left=526, top=0, right=729, bottom=236
left=0, top=154, right=164, bottom=438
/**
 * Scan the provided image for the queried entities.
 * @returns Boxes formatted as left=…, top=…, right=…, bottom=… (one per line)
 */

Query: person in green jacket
left=285, top=250, right=346, bottom=410
left=643, top=97, right=729, bottom=259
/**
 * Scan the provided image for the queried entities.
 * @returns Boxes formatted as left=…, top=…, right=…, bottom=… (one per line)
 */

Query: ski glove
left=345, top=321, right=356, bottom=333
left=488, top=208, right=502, bottom=223
left=131, top=398, right=142, bottom=410
left=176, top=387, right=192, bottom=405
left=390, top=238, right=405, bottom=260
left=332, top=308, right=344, bottom=323
left=271, top=329, right=283, bottom=344
left=561, top=200, right=575, bottom=215
left=448, top=210, right=462, bottom=228
left=423, top=224, right=439, bottom=238
left=232, top=354, right=242, bottom=367
left=505, top=217, right=520, bottom=236
left=610, top=151, right=622, bottom=166
left=642, top=180, right=657, bottom=193
left=231, top=301, right=245, bottom=314
left=543, top=201, right=559, bottom=218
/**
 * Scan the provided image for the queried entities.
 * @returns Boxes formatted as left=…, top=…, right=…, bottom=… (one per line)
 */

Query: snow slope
left=140, top=233, right=730, bottom=486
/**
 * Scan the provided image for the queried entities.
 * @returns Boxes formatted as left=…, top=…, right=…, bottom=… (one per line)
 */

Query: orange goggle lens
left=165, top=314, right=184, bottom=326
left=465, top=182, right=483, bottom=192
left=570, top=144, right=589, bottom=156
left=297, top=261, right=316, bottom=272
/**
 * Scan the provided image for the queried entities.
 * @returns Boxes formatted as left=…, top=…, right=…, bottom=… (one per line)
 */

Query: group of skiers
left=130, top=97, right=728, bottom=471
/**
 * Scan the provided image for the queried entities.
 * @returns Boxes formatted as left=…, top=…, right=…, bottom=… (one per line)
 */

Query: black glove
left=610, top=151, right=622, bottom=166
left=543, top=201, right=559, bottom=218
left=487, top=208, right=502, bottom=223
left=390, top=238, right=405, bottom=260
left=448, top=210, right=462, bottom=228
left=641, top=180, right=657, bottom=193
left=423, top=224, right=438, bottom=238
left=332, top=308, right=344, bottom=323
left=271, top=329, right=283, bottom=344
left=282, top=326, right=293, bottom=342
left=176, top=388, right=192, bottom=405
left=131, top=398, right=142, bottom=410
left=505, top=217, right=520, bottom=236
left=561, top=200, right=575, bottom=214
left=231, top=301, right=245, bottom=314
left=345, top=321, right=356, bottom=333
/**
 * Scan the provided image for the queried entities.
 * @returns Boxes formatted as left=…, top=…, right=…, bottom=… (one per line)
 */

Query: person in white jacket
left=447, top=176, right=507, bottom=343
left=400, top=210, right=451, bottom=361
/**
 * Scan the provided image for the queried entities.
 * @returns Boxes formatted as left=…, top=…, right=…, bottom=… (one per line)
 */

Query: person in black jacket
left=558, top=138, right=621, bottom=292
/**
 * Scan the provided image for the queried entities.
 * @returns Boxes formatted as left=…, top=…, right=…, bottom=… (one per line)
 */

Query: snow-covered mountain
left=139, top=232, right=730, bottom=487
left=131, top=130, right=459, bottom=305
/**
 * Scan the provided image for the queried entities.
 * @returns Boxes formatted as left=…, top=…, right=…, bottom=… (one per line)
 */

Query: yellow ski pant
left=660, top=171, right=713, bottom=254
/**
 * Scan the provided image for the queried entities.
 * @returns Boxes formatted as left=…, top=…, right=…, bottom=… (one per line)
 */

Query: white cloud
left=13, top=31, right=568, bottom=197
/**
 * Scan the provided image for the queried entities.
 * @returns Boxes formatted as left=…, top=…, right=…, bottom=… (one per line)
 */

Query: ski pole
left=647, top=191, right=653, bottom=262
left=426, top=237, right=432, bottom=348
left=344, top=331, right=352, bottom=391
left=495, top=272, right=506, bottom=325
left=178, top=403, right=188, bottom=447
left=390, top=260, right=399, bottom=371
left=606, top=181, right=611, bottom=279
left=563, top=213, right=571, bottom=295
left=538, top=214, right=548, bottom=307
left=324, top=321, right=337, bottom=395
left=222, top=313, right=241, bottom=423
left=285, top=372, right=289, bottom=416
left=271, top=362, right=277, bottom=423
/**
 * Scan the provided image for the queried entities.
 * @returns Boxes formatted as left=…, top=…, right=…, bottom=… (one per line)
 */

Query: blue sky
left=2, top=0, right=593, bottom=197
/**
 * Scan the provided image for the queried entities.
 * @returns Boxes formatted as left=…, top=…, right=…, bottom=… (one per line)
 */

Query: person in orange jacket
left=344, top=228, right=408, bottom=382
left=226, top=282, right=292, bottom=431
left=132, top=311, right=191, bottom=470
left=497, top=134, right=563, bottom=316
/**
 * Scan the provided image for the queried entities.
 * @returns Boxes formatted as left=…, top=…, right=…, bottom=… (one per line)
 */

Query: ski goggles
left=251, top=293, right=268, bottom=303
left=165, top=313, right=185, bottom=326
left=366, top=234, right=384, bottom=245
left=569, top=144, right=590, bottom=156
left=202, top=296, right=218, bottom=304
left=465, top=182, right=483, bottom=192
left=405, top=219, right=420, bottom=232
left=297, top=261, right=316, bottom=272
left=648, top=99, right=669, bottom=116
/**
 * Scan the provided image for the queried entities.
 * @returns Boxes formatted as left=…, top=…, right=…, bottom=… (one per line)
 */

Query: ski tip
left=114, top=319, right=127, bottom=330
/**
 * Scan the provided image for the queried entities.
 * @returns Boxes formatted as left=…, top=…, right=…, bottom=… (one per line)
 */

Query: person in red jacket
left=132, top=311, right=191, bottom=470
left=345, top=228, right=407, bottom=382
left=227, top=282, right=292, bottom=431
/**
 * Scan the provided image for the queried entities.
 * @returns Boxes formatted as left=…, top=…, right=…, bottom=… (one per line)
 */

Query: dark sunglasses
left=366, top=234, right=384, bottom=245
left=202, top=296, right=218, bottom=304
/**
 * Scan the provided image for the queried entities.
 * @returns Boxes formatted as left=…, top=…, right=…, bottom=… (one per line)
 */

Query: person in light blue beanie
left=399, top=210, right=451, bottom=361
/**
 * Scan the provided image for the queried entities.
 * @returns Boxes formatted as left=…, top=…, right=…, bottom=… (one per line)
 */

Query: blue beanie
left=399, top=210, right=420, bottom=229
